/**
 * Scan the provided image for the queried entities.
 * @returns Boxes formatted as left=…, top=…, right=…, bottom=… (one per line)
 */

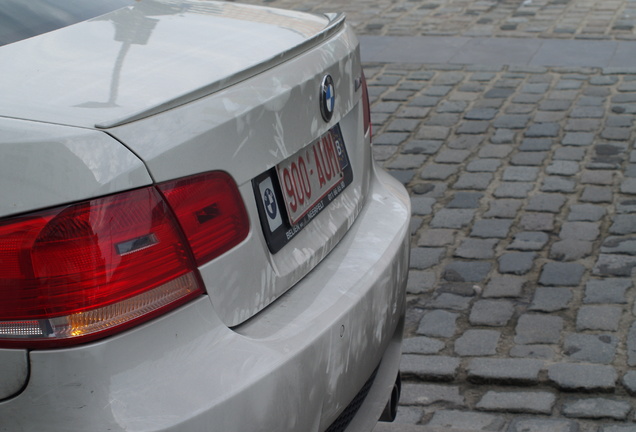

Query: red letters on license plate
left=276, top=128, right=348, bottom=225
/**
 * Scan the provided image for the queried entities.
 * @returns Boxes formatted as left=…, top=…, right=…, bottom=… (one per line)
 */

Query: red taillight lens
left=158, top=171, right=249, bottom=266
left=361, top=70, right=372, bottom=140
left=0, top=171, right=248, bottom=349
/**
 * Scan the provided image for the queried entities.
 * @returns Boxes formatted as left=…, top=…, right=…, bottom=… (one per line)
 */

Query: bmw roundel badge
left=320, top=75, right=335, bottom=122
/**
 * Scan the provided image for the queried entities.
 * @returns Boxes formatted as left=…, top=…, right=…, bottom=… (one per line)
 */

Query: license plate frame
left=251, top=124, right=353, bottom=254
left=276, top=125, right=350, bottom=226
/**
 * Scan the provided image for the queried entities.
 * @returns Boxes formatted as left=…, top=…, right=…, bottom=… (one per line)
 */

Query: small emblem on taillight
left=320, top=74, right=335, bottom=122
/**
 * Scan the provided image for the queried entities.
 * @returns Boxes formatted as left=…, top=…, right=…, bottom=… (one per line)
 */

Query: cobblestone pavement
left=237, top=0, right=636, bottom=40
left=236, top=0, right=636, bottom=430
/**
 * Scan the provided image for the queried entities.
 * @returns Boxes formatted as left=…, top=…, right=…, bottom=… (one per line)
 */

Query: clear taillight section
left=0, top=171, right=248, bottom=348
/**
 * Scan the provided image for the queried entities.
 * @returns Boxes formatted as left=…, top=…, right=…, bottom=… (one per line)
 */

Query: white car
left=0, top=1, right=410, bottom=431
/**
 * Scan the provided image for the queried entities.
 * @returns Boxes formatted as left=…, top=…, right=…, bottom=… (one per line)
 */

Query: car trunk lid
left=0, top=0, right=338, bottom=129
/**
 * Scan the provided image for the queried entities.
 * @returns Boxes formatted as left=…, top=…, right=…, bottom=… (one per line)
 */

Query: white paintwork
left=0, top=1, right=411, bottom=430
left=0, top=118, right=152, bottom=218
left=0, top=163, right=409, bottom=431
left=0, top=1, right=331, bottom=128
left=0, top=349, right=27, bottom=400
left=109, top=22, right=366, bottom=326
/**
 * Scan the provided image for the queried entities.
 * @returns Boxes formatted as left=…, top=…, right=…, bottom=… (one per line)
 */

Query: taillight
left=0, top=171, right=248, bottom=348
left=361, top=70, right=372, bottom=141
left=158, top=171, right=250, bottom=266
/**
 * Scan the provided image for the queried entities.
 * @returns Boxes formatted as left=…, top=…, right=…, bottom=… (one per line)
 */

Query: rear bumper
left=0, top=163, right=410, bottom=432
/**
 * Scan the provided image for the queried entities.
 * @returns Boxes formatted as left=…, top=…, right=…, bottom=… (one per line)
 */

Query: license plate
left=276, top=126, right=349, bottom=225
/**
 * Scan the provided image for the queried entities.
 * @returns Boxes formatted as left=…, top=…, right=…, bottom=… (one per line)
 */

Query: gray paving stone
left=470, top=300, right=515, bottom=326
left=510, top=345, right=556, bottom=360
left=539, top=262, right=586, bottom=286
left=564, top=333, right=618, bottom=364
left=601, top=425, right=636, bottom=432
left=519, top=138, right=554, bottom=151
left=476, top=391, right=555, bottom=414
left=494, top=182, right=534, bottom=198
left=494, top=114, right=531, bottom=129
left=577, top=305, right=623, bottom=331
left=515, top=314, right=564, bottom=344
left=400, top=355, right=461, bottom=381
left=554, top=146, right=586, bottom=161
left=455, top=238, right=499, bottom=259
left=570, top=106, right=605, bottom=118
left=507, top=418, right=579, bottom=432
left=584, top=278, right=631, bottom=304
left=479, top=144, right=514, bottom=159
left=416, top=125, right=451, bottom=140
left=562, top=132, right=595, bottom=146
left=610, top=214, right=636, bottom=235
left=525, top=123, right=560, bottom=137
left=456, top=120, right=490, bottom=135
left=602, top=235, right=636, bottom=255
left=448, top=135, right=485, bottom=150
left=491, top=128, right=516, bottom=144
left=546, top=161, right=580, bottom=176
left=406, top=270, right=436, bottom=295
left=622, top=370, right=636, bottom=396
left=403, top=139, right=444, bottom=154
left=430, top=209, right=476, bottom=229
left=411, top=196, right=436, bottom=215
left=388, top=169, right=416, bottom=184
left=581, top=185, right=614, bottom=203
left=548, top=363, right=618, bottom=392
left=530, top=287, right=573, bottom=312
left=467, top=358, right=544, bottom=385
left=471, top=219, right=514, bottom=239
left=435, top=149, right=471, bottom=164
left=454, top=172, right=495, bottom=190
left=425, top=113, right=461, bottom=127
left=429, top=293, right=473, bottom=311
left=465, top=107, right=498, bottom=120
left=508, top=232, right=550, bottom=251
left=629, top=323, right=636, bottom=367
left=403, top=336, right=446, bottom=355
left=520, top=213, right=555, bottom=231
left=593, top=254, right=636, bottom=277
left=526, top=194, right=567, bottom=213
left=455, top=330, right=501, bottom=356
left=418, top=229, right=455, bottom=247
left=411, top=247, right=446, bottom=270
left=399, top=382, right=465, bottom=406
left=617, top=198, right=636, bottom=214
left=386, top=155, right=428, bottom=170
left=503, top=166, right=540, bottom=182
left=582, top=170, right=615, bottom=185
left=484, top=276, right=525, bottom=298
left=513, top=152, right=549, bottom=167
left=568, top=204, right=606, bottom=221
left=484, top=200, right=523, bottom=218
left=444, top=261, right=492, bottom=283
left=421, top=163, right=459, bottom=180
left=562, top=397, right=630, bottom=420
left=467, top=159, right=502, bottom=172
left=560, top=221, right=600, bottom=241
left=541, top=176, right=577, bottom=193
left=550, top=239, right=593, bottom=261
left=374, top=132, right=410, bottom=146
left=498, top=252, right=537, bottom=275
left=428, top=410, right=506, bottom=431
left=417, top=310, right=459, bottom=338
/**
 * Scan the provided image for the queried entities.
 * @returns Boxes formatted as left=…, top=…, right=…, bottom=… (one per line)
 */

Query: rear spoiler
left=96, top=13, right=346, bottom=129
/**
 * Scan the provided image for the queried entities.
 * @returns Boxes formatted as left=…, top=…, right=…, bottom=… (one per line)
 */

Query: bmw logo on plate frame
left=320, top=75, right=335, bottom=122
